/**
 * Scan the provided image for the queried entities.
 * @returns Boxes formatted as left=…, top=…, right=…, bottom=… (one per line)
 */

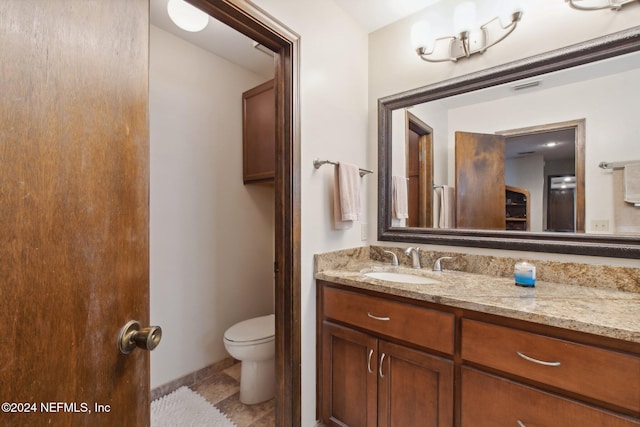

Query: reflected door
left=455, top=132, right=506, bottom=229
left=406, top=112, right=433, bottom=227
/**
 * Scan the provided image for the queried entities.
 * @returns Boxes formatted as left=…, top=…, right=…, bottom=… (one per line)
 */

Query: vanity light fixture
left=167, top=0, right=209, bottom=32
left=411, top=1, right=523, bottom=63
left=566, top=0, right=637, bottom=11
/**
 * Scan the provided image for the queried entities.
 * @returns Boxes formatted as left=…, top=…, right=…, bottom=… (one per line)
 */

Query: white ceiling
left=149, top=0, right=423, bottom=77
left=332, top=0, right=442, bottom=32
left=149, top=0, right=275, bottom=78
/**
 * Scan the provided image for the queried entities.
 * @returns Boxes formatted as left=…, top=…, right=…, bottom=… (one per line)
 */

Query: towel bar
left=599, top=160, right=640, bottom=170
left=313, top=158, right=373, bottom=177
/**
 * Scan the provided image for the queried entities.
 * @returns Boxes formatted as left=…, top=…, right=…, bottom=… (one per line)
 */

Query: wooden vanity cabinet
left=318, top=280, right=640, bottom=426
left=318, top=283, right=454, bottom=427
left=461, top=318, right=640, bottom=426
left=461, top=367, right=640, bottom=427
left=242, top=79, right=275, bottom=183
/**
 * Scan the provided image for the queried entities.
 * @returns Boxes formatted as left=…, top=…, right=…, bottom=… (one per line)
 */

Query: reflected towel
left=614, top=169, right=640, bottom=233
left=392, top=176, right=409, bottom=220
left=433, top=187, right=442, bottom=228
left=436, top=185, right=455, bottom=228
left=333, top=162, right=361, bottom=229
left=624, top=163, right=640, bottom=206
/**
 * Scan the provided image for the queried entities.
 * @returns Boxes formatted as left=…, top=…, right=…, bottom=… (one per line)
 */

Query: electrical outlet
left=361, top=223, right=368, bottom=241
left=591, top=219, right=609, bottom=232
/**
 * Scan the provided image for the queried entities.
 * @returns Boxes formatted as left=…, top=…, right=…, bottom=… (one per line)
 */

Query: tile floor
left=192, top=362, right=275, bottom=427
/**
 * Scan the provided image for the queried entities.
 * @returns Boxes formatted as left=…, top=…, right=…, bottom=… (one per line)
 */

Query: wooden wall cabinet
left=317, top=280, right=640, bottom=426
left=242, top=79, right=275, bottom=183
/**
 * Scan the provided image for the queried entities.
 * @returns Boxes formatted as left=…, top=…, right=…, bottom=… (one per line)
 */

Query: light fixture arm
left=415, top=10, right=523, bottom=63
left=567, top=0, right=636, bottom=11
left=480, top=11, right=523, bottom=53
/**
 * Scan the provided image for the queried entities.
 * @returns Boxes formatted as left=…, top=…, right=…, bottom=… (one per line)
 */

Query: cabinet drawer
left=323, top=287, right=454, bottom=355
left=461, top=367, right=640, bottom=427
left=461, top=319, right=640, bottom=412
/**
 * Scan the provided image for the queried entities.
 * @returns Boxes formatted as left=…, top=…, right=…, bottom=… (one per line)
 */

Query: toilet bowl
left=223, top=314, right=275, bottom=405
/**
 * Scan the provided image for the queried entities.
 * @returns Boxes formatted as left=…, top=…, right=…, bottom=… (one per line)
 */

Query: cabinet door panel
left=322, top=322, right=378, bottom=427
left=242, top=79, right=275, bottom=182
left=378, top=341, right=454, bottom=427
left=461, top=367, right=640, bottom=427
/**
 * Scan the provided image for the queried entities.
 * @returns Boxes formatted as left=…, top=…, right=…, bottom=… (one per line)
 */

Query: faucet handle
left=404, top=247, right=420, bottom=256
left=382, top=250, right=399, bottom=266
left=433, top=256, right=453, bottom=272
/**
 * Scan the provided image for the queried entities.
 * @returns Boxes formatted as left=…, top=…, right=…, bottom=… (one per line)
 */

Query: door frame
left=405, top=111, right=433, bottom=227
left=187, top=1, right=300, bottom=425
left=497, top=119, right=585, bottom=233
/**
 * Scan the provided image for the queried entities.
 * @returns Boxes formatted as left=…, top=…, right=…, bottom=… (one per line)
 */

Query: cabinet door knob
left=367, top=349, right=374, bottom=374
left=516, top=351, right=561, bottom=367
left=379, top=353, right=386, bottom=378
left=517, top=420, right=526, bottom=427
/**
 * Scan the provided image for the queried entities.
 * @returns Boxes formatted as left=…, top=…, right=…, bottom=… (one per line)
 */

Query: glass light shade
left=454, top=1, right=477, bottom=35
left=167, top=0, right=209, bottom=32
left=411, top=21, right=433, bottom=51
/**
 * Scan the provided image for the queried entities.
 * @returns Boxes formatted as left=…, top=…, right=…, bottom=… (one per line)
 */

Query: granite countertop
left=315, top=257, right=640, bottom=344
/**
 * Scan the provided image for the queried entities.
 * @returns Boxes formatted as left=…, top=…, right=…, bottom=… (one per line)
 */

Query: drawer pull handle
left=379, top=353, right=386, bottom=378
left=516, top=420, right=526, bottom=427
left=367, top=349, right=374, bottom=374
left=367, top=312, right=390, bottom=321
left=516, top=351, right=561, bottom=367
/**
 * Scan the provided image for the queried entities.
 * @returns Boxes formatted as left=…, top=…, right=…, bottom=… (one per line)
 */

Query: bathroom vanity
left=315, top=248, right=640, bottom=427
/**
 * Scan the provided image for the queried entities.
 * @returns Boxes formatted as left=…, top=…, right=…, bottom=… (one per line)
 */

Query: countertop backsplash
left=315, top=245, right=640, bottom=294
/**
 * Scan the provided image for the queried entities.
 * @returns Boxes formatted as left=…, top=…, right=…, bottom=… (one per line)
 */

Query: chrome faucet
left=404, top=247, right=422, bottom=269
left=382, top=250, right=399, bottom=266
left=433, top=256, right=453, bottom=272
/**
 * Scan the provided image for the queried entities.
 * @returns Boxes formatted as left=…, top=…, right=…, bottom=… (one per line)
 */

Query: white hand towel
left=333, top=162, right=361, bottom=229
left=440, top=185, right=456, bottom=228
left=433, top=187, right=442, bottom=228
left=624, top=163, right=640, bottom=206
left=392, top=176, right=409, bottom=220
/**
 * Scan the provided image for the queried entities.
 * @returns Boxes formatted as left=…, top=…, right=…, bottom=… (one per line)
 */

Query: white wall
left=245, top=1, right=369, bottom=424
left=149, top=26, right=275, bottom=388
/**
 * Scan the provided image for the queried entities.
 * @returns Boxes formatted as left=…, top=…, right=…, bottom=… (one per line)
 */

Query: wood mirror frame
left=378, top=26, right=640, bottom=258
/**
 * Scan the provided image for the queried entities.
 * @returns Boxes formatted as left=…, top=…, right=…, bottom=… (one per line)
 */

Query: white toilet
left=223, top=314, right=275, bottom=405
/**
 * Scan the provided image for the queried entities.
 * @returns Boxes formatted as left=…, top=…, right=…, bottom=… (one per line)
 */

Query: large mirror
left=378, top=27, right=640, bottom=258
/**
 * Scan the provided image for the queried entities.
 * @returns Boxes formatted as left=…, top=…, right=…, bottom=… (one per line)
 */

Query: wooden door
left=407, top=127, right=421, bottom=227
left=321, top=322, right=378, bottom=427
left=0, top=1, right=150, bottom=426
left=548, top=186, right=575, bottom=232
left=377, top=341, right=453, bottom=427
left=406, top=113, right=433, bottom=228
left=455, top=131, right=506, bottom=229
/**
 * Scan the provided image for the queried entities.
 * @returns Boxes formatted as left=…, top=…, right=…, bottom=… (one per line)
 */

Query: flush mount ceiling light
left=167, top=0, right=209, bottom=32
left=411, top=1, right=523, bottom=63
left=566, top=0, right=638, bottom=11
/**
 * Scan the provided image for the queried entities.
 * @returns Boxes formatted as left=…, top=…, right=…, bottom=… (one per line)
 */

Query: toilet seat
left=224, top=314, right=274, bottom=345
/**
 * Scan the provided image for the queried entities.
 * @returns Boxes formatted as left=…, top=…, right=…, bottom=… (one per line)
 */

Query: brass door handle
left=118, top=320, right=162, bottom=354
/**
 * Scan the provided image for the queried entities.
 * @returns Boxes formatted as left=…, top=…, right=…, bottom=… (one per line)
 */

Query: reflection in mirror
left=378, top=28, right=640, bottom=257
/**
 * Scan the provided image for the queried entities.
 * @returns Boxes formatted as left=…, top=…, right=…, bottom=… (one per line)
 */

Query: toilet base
left=239, top=358, right=275, bottom=405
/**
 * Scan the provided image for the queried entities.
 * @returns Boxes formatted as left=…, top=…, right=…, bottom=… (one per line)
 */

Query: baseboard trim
left=150, top=357, right=237, bottom=401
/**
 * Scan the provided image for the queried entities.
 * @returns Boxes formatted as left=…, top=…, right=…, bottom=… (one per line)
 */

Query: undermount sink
left=363, top=271, right=439, bottom=285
